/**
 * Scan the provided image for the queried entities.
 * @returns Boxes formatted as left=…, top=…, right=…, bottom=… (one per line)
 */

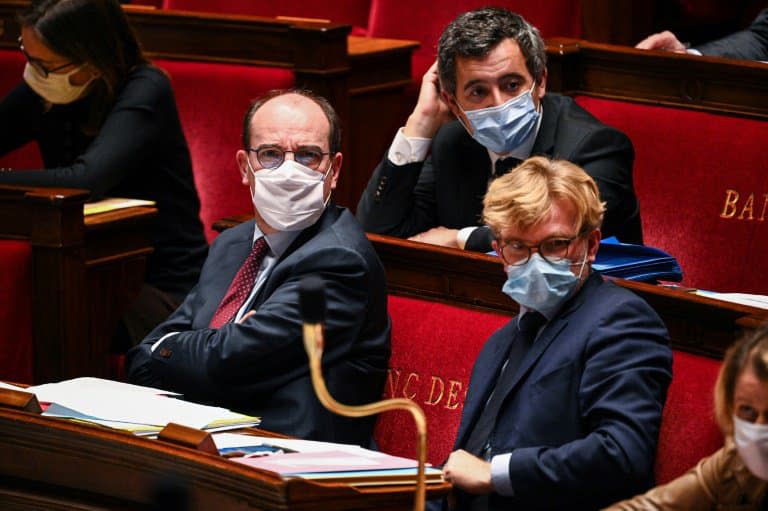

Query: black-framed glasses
left=247, top=145, right=330, bottom=170
left=18, top=37, right=73, bottom=78
left=497, top=236, right=578, bottom=266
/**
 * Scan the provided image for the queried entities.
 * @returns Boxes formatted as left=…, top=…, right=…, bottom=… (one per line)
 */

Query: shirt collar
left=252, top=223, right=301, bottom=259
left=488, top=103, right=544, bottom=171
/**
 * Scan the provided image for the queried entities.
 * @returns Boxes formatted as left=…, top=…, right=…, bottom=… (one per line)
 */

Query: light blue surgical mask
left=461, top=82, right=540, bottom=154
left=502, top=251, right=587, bottom=318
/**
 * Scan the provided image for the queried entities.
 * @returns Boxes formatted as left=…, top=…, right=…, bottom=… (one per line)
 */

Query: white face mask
left=247, top=157, right=332, bottom=232
left=23, top=62, right=94, bottom=105
left=734, top=415, right=768, bottom=480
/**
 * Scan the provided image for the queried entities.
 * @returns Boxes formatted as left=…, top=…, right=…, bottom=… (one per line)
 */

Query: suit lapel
left=456, top=327, right=515, bottom=448
left=493, top=273, right=603, bottom=407
left=531, top=94, right=558, bottom=157
left=201, top=229, right=253, bottom=324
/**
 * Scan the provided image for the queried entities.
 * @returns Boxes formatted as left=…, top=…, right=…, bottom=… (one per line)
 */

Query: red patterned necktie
left=209, top=237, right=269, bottom=328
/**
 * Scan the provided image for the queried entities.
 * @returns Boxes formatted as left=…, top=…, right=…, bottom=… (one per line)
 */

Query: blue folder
left=593, top=237, right=682, bottom=283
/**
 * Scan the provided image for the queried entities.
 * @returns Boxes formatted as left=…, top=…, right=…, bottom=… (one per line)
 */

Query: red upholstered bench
left=375, top=294, right=511, bottom=465
left=574, top=96, right=768, bottom=294
left=160, top=0, right=371, bottom=35
left=655, top=350, right=722, bottom=484
left=377, top=294, right=724, bottom=485
left=0, top=240, right=34, bottom=384
left=155, top=59, right=294, bottom=241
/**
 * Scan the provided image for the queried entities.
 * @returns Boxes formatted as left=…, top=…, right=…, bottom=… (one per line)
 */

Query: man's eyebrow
left=462, top=73, right=526, bottom=92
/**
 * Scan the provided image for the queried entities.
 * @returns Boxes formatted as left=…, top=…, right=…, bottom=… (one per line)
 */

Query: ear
left=443, top=89, right=471, bottom=134
left=536, top=67, right=547, bottom=100
left=329, top=152, right=342, bottom=190
left=586, top=228, right=601, bottom=264
left=236, top=149, right=249, bottom=186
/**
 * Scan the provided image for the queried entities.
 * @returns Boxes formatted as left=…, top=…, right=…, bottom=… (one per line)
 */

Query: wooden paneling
left=0, top=185, right=155, bottom=382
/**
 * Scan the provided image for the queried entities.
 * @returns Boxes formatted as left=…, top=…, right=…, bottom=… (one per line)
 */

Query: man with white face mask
left=126, top=90, right=391, bottom=446
left=439, top=157, right=671, bottom=510
left=357, top=7, right=642, bottom=253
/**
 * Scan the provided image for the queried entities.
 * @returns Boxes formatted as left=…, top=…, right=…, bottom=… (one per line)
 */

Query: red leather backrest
left=0, top=49, right=43, bottom=171
left=575, top=96, right=768, bottom=294
left=366, top=0, right=582, bottom=80
left=155, top=60, right=294, bottom=241
left=375, top=295, right=510, bottom=465
left=655, top=350, right=723, bottom=484
left=0, top=240, right=34, bottom=384
left=162, top=0, right=371, bottom=32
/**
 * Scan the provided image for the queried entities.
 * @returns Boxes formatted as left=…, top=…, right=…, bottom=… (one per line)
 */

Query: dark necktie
left=494, top=156, right=522, bottom=177
left=209, top=237, right=269, bottom=328
left=463, top=311, right=547, bottom=457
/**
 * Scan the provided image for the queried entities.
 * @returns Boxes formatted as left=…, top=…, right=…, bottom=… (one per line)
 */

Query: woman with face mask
left=604, top=323, right=768, bottom=510
left=0, top=0, right=208, bottom=345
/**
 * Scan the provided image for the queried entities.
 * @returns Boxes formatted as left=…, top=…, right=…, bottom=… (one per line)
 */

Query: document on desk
left=695, top=291, right=768, bottom=310
left=27, top=377, right=260, bottom=434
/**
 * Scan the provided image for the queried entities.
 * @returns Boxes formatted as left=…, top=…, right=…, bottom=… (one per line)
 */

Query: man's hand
left=403, top=60, right=454, bottom=139
left=408, top=226, right=459, bottom=248
left=635, top=31, right=687, bottom=52
left=443, top=450, right=492, bottom=495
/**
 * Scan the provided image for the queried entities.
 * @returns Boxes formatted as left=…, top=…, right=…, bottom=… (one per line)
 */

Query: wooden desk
left=212, top=216, right=768, bottom=357
left=0, top=185, right=156, bottom=382
left=0, top=407, right=449, bottom=510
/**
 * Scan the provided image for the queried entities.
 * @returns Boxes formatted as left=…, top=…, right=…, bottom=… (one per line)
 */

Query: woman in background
left=0, top=0, right=207, bottom=344
left=605, top=323, right=768, bottom=510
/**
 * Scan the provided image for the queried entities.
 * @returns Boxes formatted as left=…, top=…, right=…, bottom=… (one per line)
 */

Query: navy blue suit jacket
left=126, top=205, right=391, bottom=446
left=696, top=8, right=768, bottom=60
left=453, top=273, right=672, bottom=510
left=357, top=93, right=642, bottom=250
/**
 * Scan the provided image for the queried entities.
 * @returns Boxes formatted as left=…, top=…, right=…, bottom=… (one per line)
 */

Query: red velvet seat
left=366, top=0, right=582, bottom=84
left=0, top=240, right=34, bottom=384
left=574, top=96, right=768, bottom=294
left=155, top=59, right=294, bottom=241
left=374, top=294, right=510, bottom=465
left=655, top=351, right=723, bottom=484
left=161, top=0, right=371, bottom=34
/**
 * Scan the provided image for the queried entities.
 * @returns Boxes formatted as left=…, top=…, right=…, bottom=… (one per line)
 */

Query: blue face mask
left=502, top=251, right=587, bottom=318
left=461, top=82, right=540, bottom=154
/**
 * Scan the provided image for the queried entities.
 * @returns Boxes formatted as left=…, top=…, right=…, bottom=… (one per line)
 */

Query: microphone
left=299, top=275, right=428, bottom=511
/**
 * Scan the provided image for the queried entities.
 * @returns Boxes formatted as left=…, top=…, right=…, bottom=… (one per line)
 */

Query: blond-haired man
left=441, top=157, right=672, bottom=510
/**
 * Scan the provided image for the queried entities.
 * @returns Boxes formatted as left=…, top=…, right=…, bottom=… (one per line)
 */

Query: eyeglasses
left=18, top=37, right=74, bottom=78
left=247, top=145, right=329, bottom=170
left=497, top=236, right=579, bottom=266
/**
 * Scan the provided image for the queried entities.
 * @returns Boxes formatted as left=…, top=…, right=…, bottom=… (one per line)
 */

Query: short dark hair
left=20, top=0, right=147, bottom=123
left=241, top=89, right=342, bottom=154
left=437, top=7, right=546, bottom=96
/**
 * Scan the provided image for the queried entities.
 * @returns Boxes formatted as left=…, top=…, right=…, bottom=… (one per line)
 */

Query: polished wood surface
left=366, top=233, right=768, bottom=359
left=0, top=184, right=155, bottom=383
left=213, top=215, right=768, bottom=358
left=0, top=407, right=449, bottom=510
left=545, top=37, right=768, bottom=120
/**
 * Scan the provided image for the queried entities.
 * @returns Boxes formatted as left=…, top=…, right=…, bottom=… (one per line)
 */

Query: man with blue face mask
left=357, top=7, right=643, bottom=253
left=439, top=157, right=672, bottom=510
left=126, top=90, right=391, bottom=446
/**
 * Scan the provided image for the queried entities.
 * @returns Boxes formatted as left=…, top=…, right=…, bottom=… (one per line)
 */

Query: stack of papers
left=84, top=198, right=155, bottom=216
left=214, top=433, right=443, bottom=486
left=593, top=237, right=683, bottom=283
left=27, top=377, right=260, bottom=436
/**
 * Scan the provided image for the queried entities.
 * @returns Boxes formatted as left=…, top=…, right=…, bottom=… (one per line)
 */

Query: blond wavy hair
left=714, top=323, right=768, bottom=436
left=482, top=156, right=605, bottom=236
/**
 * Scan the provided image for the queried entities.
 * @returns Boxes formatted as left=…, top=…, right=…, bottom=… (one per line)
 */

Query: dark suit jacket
left=357, top=93, right=642, bottom=251
left=695, top=9, right=768, bottom=60
left=126, top=205, right=391, bottom=446
left=453, top=273, right=672, bottom=511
